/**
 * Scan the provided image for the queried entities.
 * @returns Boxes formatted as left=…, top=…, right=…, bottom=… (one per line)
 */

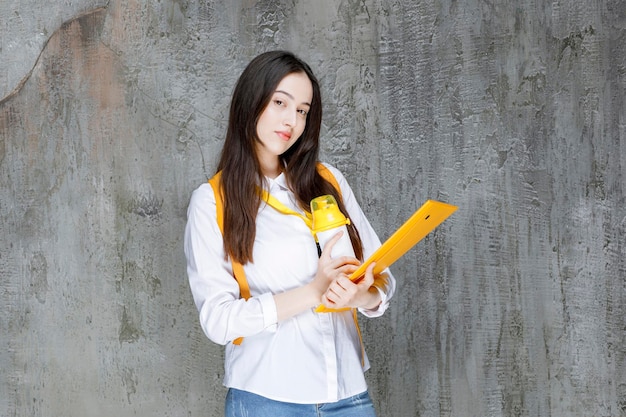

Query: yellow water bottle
left=310, top=195, right=356, bottom=259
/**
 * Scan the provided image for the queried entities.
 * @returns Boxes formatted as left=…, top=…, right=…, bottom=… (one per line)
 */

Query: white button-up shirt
left=184, top=163, right=395, bottom=404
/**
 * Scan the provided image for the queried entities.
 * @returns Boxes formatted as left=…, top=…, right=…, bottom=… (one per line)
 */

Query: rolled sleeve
left=258, top=292, right=279, bottom=332
left=358, top=272, right=393, bottom=317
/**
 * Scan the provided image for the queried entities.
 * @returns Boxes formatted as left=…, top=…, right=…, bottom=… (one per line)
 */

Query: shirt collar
left=266, top=172, right=289, bottom=191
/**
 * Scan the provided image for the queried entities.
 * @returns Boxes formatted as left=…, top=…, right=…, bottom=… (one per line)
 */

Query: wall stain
left=127, top=193, right=163, bottom=219
left=587, top=159, right=606, bottom=200
left=28, top=251, right=49, bottom=304
left=116, top=260, right=162, bottom=299
left=0, top=7, right=108, bottom=106
left=118, top=306, right=143, bottom=343
left=120, top=366, right=138, bottom=404
left=557, top=25, right=596, bottom=65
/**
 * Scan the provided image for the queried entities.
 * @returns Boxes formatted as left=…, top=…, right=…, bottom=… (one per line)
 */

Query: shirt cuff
left=258, top=292, right=278, bottom=331
left=358, top=285, right=389, bottom=318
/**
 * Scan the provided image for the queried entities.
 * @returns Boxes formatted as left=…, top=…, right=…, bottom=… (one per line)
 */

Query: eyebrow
left=275, top=90, right=311, bottom=107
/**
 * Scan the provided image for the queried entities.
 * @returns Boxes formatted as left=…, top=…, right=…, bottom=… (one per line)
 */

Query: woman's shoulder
left=193, top=181, right=216, bottom=197
left=188, top=182, right=217, bottom=213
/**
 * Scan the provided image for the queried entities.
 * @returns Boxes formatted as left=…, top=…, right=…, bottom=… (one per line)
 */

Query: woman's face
left=255, top=71, right=313, bottom=175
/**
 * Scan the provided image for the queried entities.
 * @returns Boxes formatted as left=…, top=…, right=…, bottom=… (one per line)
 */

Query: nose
left=283, top=109, right=297, bottom=127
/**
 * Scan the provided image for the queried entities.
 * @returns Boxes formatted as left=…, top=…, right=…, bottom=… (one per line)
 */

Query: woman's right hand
left=275, top=231, right=360, bottom=322
left=309, top=231, right=360, bottom=301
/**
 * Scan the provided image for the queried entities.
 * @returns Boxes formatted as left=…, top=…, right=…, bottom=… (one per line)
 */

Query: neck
left=260, top=160, right=282, bottom=179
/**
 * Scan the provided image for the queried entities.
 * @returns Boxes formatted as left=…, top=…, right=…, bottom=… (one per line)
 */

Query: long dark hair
left=217, top=50, right=363, bottom=264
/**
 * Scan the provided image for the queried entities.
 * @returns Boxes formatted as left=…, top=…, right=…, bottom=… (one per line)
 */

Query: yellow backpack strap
left=316, top=162, right=342, bottom=198
left=260, top=189, right=313, bottom=228
left=208, top=172, right=248, bottom=345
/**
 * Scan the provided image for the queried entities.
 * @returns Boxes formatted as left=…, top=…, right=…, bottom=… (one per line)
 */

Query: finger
left=321, top=257, right=358, bottom=279
left=322, top=292, right=337, bottom=306
left=329, top=256, right=360, bottom=270
left=338, top=263, right=359, bottom=276
left=319, top=231, right=344, bottom=260
left=328, top=278, right=347, bottom=295
left=333, top=278, right=359, bottom=302
left=352, top=261, right=373, bottom=283
left=335, top=275, right=355, bottom=290
left=325, top=281, right=357, bottom=309
left=359, top=262, right=376, bottom=287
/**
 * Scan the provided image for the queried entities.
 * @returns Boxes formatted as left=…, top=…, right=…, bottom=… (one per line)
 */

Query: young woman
left=184, top=50, right=396, bottom=416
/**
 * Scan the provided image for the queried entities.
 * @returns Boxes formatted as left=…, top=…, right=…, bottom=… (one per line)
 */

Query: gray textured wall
left=1, top=1, right=624, bottom=416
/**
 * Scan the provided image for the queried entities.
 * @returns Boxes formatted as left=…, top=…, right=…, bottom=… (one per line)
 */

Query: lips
left=276, top=131, right=292, bottom=141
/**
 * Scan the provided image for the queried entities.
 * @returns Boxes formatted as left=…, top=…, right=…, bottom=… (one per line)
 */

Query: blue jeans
left=225, top=388, right=378, bottom=417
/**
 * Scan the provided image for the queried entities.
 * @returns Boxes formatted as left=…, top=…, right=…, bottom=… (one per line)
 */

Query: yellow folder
left=315, top=199, right=458, bottom=313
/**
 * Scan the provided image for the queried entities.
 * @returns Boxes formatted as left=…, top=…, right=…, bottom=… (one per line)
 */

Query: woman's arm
left=185, top=184, right=277, bottom=345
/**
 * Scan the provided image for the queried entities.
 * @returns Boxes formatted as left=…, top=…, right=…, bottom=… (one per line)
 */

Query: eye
left=274, top=99, right=284, bottom=106
left=297, top=109, right=308, bottom=116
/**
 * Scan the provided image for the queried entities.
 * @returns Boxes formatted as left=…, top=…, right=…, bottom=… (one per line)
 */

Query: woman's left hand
left=321, top=262, right=381, bottom=310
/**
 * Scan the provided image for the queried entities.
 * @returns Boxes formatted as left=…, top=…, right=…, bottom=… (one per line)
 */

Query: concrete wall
left=1, top=1, right=624, bottom=416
